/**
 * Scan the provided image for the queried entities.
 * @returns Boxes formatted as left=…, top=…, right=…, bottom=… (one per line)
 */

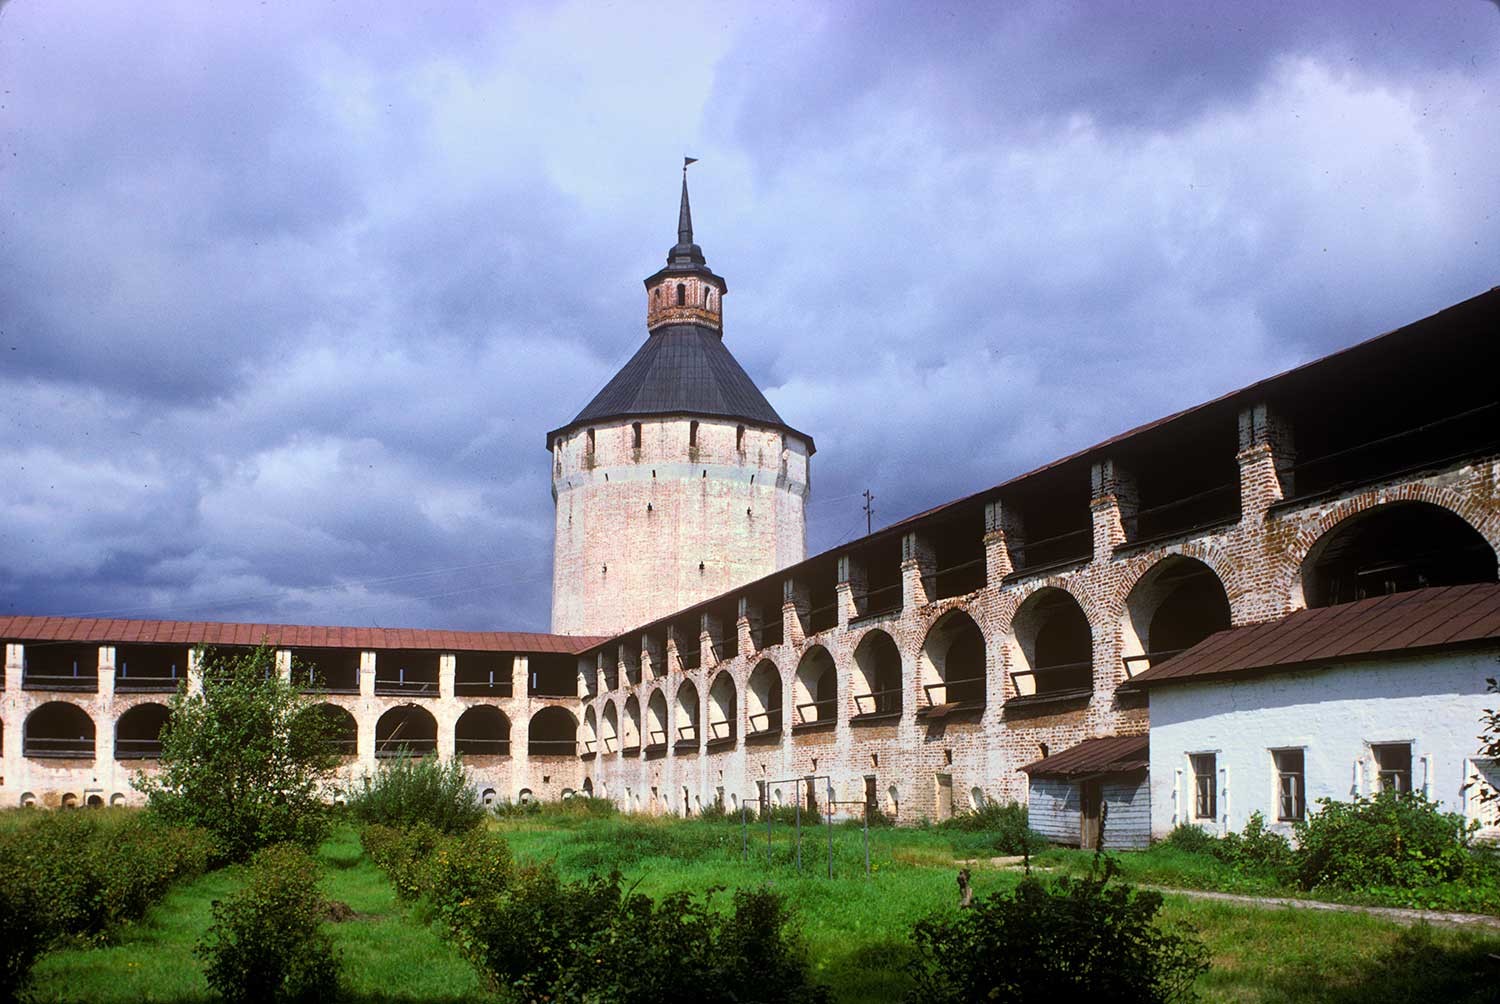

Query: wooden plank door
left=936, top=773, right=954, bottom=821
left=1080, top=780, right=1102, bottom=849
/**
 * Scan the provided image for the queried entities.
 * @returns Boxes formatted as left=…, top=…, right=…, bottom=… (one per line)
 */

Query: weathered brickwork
left=0, top=647, right=581, bottom=808
left=551, top=416, right=810, bottom=637
left=578, top=452, right=1500, bottom=823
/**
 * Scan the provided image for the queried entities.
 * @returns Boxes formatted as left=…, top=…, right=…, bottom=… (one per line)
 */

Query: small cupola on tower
left=644, top=159, right=727, bottom=333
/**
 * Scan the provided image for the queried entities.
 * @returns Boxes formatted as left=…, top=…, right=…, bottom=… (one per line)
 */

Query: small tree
left=137, top=645, right=338, bottom=862
left=1476, top=676, right=1500, bottom=804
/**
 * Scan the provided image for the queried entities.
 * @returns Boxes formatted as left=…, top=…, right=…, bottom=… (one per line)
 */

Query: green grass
left=22, top=811, right=1500, bottom=1003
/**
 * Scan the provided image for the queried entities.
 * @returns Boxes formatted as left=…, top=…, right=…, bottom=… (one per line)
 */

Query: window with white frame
left=1372, top=743, right=1413, bottom=794
left=1272, top=748, right=1305, bottom=821
left=1190, top=753, right=1216, bottom=820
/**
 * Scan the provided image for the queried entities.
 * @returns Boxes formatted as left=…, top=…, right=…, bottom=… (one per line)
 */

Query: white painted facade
left=1146, top=645, right=1500, bottom=840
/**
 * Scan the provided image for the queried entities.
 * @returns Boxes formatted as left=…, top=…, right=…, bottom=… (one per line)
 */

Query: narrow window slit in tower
left=632, top=422, right=642, bottom=448
left=677, top=284, right=686, bottom=306
left=689, top=421, right=699, bottom=447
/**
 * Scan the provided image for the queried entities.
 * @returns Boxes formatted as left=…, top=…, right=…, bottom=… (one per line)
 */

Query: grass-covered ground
left=25, top=810, right=1500, bottom=1003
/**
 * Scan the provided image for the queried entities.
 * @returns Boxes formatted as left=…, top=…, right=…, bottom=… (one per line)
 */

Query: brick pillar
left=275, top=649, right=293, bottom=684
left=666, top=626, right=687, bottom=673
left=901, top=532, right=934, bottom=608
left=701, top=611, right=724, bottom=665
left=983, top=500, right=1021, bottom=580
left=641, top=634, right=662, bottom=683
left=1090, top=458, right=1138, bottom=560
left=512, top=655, right=530, bottom=792
left=577, top=654, right=593, bottom=700
left=783, top=577, right=810, bottom=645
left=98, top=645, right=115, bottom=699
left=837, top=554, right=866, bottom=625
left=359, top=651, right=376, bottom=698
left=736, top=597, right=755, bottom=655
left=437, top=705, right=456, bottom=761
left=1237, top=403, right=1296, bottom=522
left=439, top=654, right=455, bottom=700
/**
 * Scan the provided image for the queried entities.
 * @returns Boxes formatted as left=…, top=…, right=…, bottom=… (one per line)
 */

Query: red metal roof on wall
left=0, top=615, right=605, bottom=655
left=1126, top=582, right=1500, bottom=689
left=1019, top=734, right=1149, bottom=778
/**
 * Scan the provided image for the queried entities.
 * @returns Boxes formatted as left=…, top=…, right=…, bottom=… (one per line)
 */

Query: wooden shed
left=1020, top=735, right=1151, bottom=850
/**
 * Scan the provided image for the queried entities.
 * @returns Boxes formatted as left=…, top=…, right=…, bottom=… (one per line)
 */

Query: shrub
left=423, top=828, right=515, bottom=925
left=441, top=861, right=830, bottom=1003
left=907, top=860, right=1209, bottom=1003
left=197, top=844, right=341, bottom=1004
left=453, top=862, right=620, bottom=1000
left=490, top=797, right=543, bottom=820
left=1291, top=791, right=1477, bottom=891
left=0, top=839, right=49, bottom=1003
left=556, top=884, right=832, bottom=1003
left=0, top=810, right=210, bottom=945
left=359, top=822, right=445, bottom=901
left=138, top=645, right=339, bottom=863
left=552, top=795, right=617, bottom=819
left=1213, top=812, right=1292, bottom=875
left=346, top=754, right=485, bottom=834
left=937, top=800, right=1045, bottom=855
left=1160, top=823, right=1220, bottom=855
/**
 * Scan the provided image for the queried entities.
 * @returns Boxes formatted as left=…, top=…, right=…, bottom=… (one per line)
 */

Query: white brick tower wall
left=551, top=417, right=809, bottom=637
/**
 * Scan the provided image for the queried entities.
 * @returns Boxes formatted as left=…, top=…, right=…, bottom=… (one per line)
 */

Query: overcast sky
left=2, top=1, right=1497, bottom=633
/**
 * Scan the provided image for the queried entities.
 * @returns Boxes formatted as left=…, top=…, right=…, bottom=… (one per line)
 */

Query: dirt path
left=1139, top=884, right=1500, bottom=931
left=961, top=856, right=1500, bottom=931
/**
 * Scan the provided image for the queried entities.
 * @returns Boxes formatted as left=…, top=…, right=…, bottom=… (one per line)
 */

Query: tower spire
left=677, top=169, right=694, bottom=246
left=666, top=157, right=705, bottom=268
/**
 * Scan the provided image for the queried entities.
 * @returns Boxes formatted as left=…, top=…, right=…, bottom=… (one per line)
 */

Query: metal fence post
left=795, top=778, right=803, bottom=872
left=826, top=778, right=834, bottom=879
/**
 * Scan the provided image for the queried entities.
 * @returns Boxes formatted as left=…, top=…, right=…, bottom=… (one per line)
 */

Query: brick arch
left=993, top=574, right=1099, bottom=637
left=1108, top=540, right=1242, bottom=622
left=1279, top=487, right=1500, bottom=608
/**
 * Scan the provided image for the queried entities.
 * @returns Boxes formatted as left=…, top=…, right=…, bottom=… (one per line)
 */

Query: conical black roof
left=548, top=324, right=813, bottom=451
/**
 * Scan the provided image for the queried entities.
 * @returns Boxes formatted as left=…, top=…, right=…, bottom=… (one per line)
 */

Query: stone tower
left=548, top=169, right=813, bottom=637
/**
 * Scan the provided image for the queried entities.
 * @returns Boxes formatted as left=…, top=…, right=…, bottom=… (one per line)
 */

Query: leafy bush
left=1160, top=823, right=1220, bottom=855
left=907, top=860, right=1209, bottom=1003
left=437, top=859, right=829, bottom=1003
left=490, top=797, right=543, bottom=820
left=346, top=754, right=485, bottom=835
left=1292, top=791, right=1477, bottom=891
left=0, top=838, right=50, bottom=1002
left=359, top=822, right=445, bottom=901
left=555, top=883, right=832, bottom=1003
left=0, top=810, right=210, bottom=944
left=422, top=828, right=515, bottom=925
left=197, top=844, right=341, bottom=1004
left=937, top=800, right=1045, bottom=855
left=139, top=645, right=338, bottom=862
left=552, top=795, right=617, bottom=819
left=451, top=862, right=620, bottom=999
left=1213, top=812, right=1292, bottom=874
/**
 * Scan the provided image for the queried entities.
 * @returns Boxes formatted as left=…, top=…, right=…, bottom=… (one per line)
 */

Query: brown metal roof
left=1019, top=734, right=1149, bottom=778
left=1127, top=583, right=1500, bottom=689
left=0, top=615, right=605, bottom=655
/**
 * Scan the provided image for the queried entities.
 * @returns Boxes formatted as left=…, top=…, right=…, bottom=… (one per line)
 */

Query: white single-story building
left=1128, top=582, right=1500, bottom=841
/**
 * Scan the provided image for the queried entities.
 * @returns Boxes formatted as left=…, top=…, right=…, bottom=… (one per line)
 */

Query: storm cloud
left=2, top=0, right=1497, bottom=631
